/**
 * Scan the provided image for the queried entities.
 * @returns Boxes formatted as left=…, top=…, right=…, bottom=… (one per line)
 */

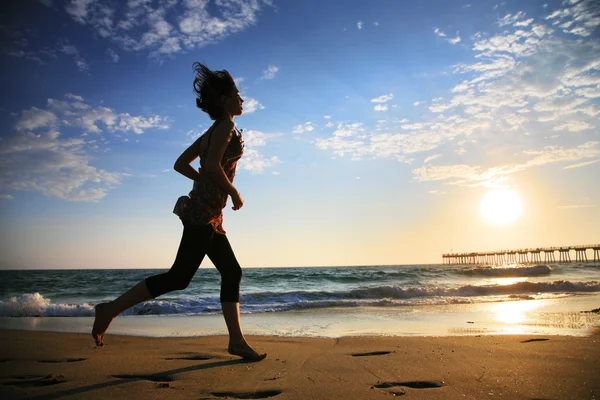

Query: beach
left=1, top=330, right=599, bottom=400
left=1, top=264, right=599, bottom=398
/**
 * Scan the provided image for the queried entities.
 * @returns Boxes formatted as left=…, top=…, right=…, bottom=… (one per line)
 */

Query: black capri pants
left=145, top=224, right=242, bottom=302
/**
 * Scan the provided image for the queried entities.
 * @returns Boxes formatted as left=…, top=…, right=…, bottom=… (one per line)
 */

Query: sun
left=481, top=188, right=522, bottom=225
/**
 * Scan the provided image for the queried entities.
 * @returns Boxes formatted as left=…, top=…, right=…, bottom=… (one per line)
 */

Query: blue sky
left=1, top=0, right=598, bottom=269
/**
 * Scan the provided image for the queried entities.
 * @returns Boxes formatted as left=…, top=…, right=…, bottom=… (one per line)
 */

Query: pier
left=442, top=244, right=600, bottom=265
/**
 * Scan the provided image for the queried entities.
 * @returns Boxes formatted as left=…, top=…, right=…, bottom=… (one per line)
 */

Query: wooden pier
left=442, top=244, right=600, bottom=265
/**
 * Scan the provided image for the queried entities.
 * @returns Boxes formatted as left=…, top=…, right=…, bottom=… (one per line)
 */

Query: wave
left=456, top=265, right=552, bottom=277
left=2, top=280, right=598, bottom=317
left=0, top=293, right=94, bottom=317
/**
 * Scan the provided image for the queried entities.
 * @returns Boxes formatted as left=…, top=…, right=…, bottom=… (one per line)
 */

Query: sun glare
left=481, top=188, right=522, bottom=225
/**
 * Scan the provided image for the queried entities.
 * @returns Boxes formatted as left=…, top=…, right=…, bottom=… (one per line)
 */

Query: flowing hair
left=193, top=62, right=236, bottom=120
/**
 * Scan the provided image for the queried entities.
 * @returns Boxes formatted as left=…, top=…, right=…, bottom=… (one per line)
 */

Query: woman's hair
left=193, top=62, right=236, bottom=120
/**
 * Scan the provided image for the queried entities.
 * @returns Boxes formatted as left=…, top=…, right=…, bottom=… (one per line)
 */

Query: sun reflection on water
left=488, top=277, right=527, bottom=286
left=493, top=300, right=541, bottom=325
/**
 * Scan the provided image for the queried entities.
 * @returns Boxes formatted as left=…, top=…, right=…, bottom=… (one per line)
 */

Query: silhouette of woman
left=92, top=63, right=266, bottom=361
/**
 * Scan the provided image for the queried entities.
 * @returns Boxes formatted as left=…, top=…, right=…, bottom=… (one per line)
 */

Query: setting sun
left=481, top=188, right=522, bottom=225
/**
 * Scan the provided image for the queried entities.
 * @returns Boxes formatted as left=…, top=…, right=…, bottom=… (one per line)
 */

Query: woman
left=92, top=63, right=266, bottom=362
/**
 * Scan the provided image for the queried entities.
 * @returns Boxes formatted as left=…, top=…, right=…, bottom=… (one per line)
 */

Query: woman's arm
left=174, top=120, right=243, bottom=210
left=203, top=120, right=244, bottom=210
left=173, top=138, right=202, bottom=181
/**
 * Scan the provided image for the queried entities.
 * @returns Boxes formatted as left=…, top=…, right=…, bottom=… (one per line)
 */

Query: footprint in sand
left=37, top=357, right=87, bottom=363
left=373, top=380, right=445, bottom=393
left=2, top=374, right=67, bottom=387
left=210, top=390, right=282, bottom=399
left=112, top=374, right=174, bottom=383
left=352, top=351, right=392, bottom=357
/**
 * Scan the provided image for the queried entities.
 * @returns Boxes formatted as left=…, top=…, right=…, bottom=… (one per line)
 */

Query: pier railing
left=442, top=244, right=600, bottom=265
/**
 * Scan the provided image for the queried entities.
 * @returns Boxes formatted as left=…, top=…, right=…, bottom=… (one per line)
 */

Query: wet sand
left=1, top=330, right=598, bottom=399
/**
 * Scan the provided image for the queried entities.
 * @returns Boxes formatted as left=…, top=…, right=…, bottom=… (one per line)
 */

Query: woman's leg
left=208, top=233, right=266, bottom=361
left=92, top=224, right=212, bottom=346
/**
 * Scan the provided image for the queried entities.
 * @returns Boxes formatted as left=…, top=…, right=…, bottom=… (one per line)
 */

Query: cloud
left=106, top=48, right=120, bottom=62
left=59, top=0, right=274, bottom=59
left=563, top=159, right=599, bottom=169
left=0, top=194, right=15, bottom=199
left=371, top=93, right=394, bottom=103
left=559, top=204, right=596, bottom=209
left=332, top=122, right=364, bottom=137
left=545, top=0, right=600, bottom=37
left=65, top=0, right=95, bottom=24
left=424, top=154, right=441, bottom=163
left=371, top=93, right=393, bottom=111
left=552, top=121, right=592, bottom=132
left=237, top=130, right=281, bottom=174
left=434, top=28, right=447, bottom=37
left=262, top=65, right=279, bottom=80
left=292, top=122, right=315, bottom=134
left=15, top=108, right=59, bottom=131
left=448, top=34, right=462, bottom=44
left=0, top=130, right=125, bottom=201
left=59, top=39, right=89, bottom=71
left=434, top=28, right=461, bottom=44
left=497, top=11, right=527, bottom=27
left=413, top=142, right=600, bottom=186
left=357, top=21, right=363, bottom=30
left=242, top=98, right=264, bottom=113
left=1, top=94, right=170, bottom=201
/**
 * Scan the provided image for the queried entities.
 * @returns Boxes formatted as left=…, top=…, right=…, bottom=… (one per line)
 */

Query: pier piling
left=442, top=244, right=599, bottom=265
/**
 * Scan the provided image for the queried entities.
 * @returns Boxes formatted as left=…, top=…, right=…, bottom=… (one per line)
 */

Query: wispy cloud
left=292, top=122, right=315, bottom=134
left=59, top=39, right=89, bottom=72
left=59, top=0, right=274, bottom=59
left=262, top=65, right=279, bottom=80
left=424, top=154, right=441, bottom=163
left=559, top=204, right=596, bottom=209
left=0, top=130, right=125, bottom=201
left=371, top=93, right=393, bottom=112
left=434, top=28, right=461, bottom=44
left=371, top=93, right=394, bottom=103
left=238, top=130, right=281, bottom=174
left=545, top=0, right=600, bottom=37
left=357, top=21, right=363, bottom=30
left=563, top=159, right=599, bottom=170
left=242, top=98, right=265, bottom=114
left=106, top=48, right=119, bottom=62
left=1, top=94, right=169, bottom=201
left=413, top=142, right=600, bottom=186
left=497, top=11, right=527, bottom=26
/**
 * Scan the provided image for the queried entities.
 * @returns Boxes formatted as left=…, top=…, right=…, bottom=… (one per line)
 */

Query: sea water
left=1, top=264, right=599, bottom=337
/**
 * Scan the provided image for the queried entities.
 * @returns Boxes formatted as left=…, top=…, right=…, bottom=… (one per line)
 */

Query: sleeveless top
left=173, top=121, right=244, bottom=234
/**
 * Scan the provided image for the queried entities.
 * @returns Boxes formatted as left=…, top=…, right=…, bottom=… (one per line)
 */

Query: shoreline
left=1, top=294, right=599, bottom=339
left=1, top=330, right=599, bottom=399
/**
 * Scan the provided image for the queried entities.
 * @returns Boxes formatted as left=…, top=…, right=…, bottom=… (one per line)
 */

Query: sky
left=0, top=0, right=599, bottom=270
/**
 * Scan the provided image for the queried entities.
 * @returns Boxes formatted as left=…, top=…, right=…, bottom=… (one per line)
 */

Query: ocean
left=1, top=263, right=599, bottom=337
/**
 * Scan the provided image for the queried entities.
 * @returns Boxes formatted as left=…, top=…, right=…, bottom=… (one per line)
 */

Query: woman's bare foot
left=92, top=303, right=115, bottom=347
left=228, top=341, right=267, bottom=362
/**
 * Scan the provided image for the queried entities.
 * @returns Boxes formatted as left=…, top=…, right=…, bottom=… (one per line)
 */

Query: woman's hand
left=230, top=190, right=244, bottom=210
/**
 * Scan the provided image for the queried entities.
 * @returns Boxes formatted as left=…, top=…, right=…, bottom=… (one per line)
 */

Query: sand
left=0, top=330, right=598, bottom=400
